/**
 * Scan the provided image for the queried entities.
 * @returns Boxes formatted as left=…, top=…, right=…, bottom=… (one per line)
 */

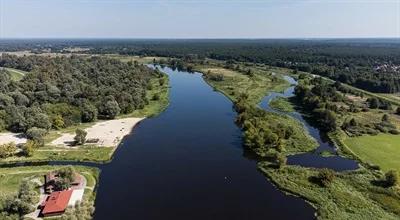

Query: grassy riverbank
left=270, top=97, right=295, bottom=112
left=191, top=59, right=400, bottom=219
left=259, top=162, right=400, bottom=219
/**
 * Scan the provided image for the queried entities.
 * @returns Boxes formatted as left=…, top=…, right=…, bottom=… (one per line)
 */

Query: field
left=4, top=67, right=28, bottom=81
left=344, top=134, right=400, bottom=172
left=197, top=63, right=290, bottom=105
left=259, top=163, right=400, bottom=220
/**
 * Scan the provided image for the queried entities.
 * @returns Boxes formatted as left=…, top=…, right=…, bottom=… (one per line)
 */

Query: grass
left=198, top=65, right=289, bottom=105
left=270, top=97, right=295, bottom=112
left=344, top=134, right=400, bottom=172
left=0, top=146, right=114, bottom=164
left=258, top=162, right=400, bottom=220
left=0, top=165, right=99, bottom=200
left=4, top=67, right=28, bottom=81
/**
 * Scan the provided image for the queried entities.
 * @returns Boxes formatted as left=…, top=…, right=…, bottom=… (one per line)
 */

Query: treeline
left=2, top=39, right=400, bottom=92
left=0, top=54, right=159, bottom=133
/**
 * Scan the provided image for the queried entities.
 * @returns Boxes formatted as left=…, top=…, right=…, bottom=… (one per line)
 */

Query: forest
left=0, top=54, right=159, bottom=134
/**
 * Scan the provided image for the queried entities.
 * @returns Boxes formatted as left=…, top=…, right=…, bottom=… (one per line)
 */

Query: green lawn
left=344, top=134, right=400, bottom=172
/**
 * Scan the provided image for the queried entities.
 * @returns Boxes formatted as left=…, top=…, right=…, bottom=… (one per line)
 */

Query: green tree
left=25, top=127, right=46, bottom=146
left=0, top=142, right=17, bottom=158
left=74, top=128, right=87, bottom=145
left=317, top=168, right=335, bottom=187
left=81, top=102, right=98, bottom=123
left=385, top=170, right=398, bottom=187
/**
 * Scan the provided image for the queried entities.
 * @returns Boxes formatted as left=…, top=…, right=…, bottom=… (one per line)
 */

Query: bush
left=25, top=127, right=46, bottom=146
left=317, top=168, right=335, bottom=187
left=0, top=142, right=17, bottom=158
left=74, top=128, right=87, bottom=145
left=385, top=170, right=398, bottom=187
left=152, top=93, right=160, bottom=101
left=21, top=140, right=37, bottom=157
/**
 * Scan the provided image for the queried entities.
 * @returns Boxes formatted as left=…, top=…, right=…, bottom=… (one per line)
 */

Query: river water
left=4, top=66, right=359, bottom=219
left=259, top=75, right=359, bottom=171
left=91, top=66, right=316, bottom=219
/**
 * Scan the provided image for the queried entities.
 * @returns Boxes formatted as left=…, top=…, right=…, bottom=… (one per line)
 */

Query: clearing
left=344, top=134, right=400, bottom=172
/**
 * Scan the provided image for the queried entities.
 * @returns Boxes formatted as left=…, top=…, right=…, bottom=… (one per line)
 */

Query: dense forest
left=0, top=54, right=159, bottom=133
left=1, top=39, right=400, bottom=92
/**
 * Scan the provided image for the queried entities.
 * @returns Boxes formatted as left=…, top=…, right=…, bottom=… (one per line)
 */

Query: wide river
left=92, top=66, right=317, bottom=219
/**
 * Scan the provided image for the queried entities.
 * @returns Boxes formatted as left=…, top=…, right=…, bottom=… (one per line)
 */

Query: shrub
left=152, top=93, right=160, bottom=101
left=74, top=128, right=87, bottom=145
left=385, top=170, right=398, bottom=187
left=0, top=142, right=17, bottom=158
left=25, top=127, right=46, bottom=146
left=317, top=168, right=335, bottom=187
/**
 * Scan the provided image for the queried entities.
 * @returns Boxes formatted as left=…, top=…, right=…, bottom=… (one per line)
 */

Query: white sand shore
left=51, top=117, right=144, bottom=147
left=0, top=133, right=27, bottom=145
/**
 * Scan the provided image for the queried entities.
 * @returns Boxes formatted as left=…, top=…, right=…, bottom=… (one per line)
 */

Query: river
left=91, top=66, right=316, bottom=219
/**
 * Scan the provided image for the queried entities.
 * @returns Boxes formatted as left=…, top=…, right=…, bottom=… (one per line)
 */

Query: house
left=40, top=190, right=73, bottom=217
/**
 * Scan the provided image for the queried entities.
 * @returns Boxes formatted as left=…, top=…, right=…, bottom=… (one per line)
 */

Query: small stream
left=259, top=75, right=359, bottom=171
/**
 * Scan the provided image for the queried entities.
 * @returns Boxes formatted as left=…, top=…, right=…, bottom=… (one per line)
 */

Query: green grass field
left=344, top=134, right=400, bottom=172
left=4, top=67, right=28, bottom=81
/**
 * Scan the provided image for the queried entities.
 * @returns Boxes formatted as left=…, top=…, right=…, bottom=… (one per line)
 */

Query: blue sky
left=0, top=0, right=399, bottom=38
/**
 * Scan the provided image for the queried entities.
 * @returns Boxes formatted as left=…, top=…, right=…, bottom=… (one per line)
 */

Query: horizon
left=0, top=0, right=399, bottom=39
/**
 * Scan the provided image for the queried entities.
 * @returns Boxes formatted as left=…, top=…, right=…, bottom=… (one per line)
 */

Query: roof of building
left=42, top=190, right=73, bottom=215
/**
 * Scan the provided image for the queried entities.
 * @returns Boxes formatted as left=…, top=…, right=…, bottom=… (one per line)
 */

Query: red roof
left=42, top=190, right=73, bottom=215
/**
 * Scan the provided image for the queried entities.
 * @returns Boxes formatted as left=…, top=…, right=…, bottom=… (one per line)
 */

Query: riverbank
left=187, top=59, right=400, bottom=219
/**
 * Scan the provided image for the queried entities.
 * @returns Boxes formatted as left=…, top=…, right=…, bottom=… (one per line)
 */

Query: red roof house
left=41, top=190, right=73, bottom=217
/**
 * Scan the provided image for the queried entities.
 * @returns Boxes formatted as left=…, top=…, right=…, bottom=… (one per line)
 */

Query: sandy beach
left=51, top=117, right=144, bottom=147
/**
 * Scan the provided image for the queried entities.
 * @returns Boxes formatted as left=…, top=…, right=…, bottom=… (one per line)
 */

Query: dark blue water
left=91, top=66, right=315, bottom=219
left=259, top=75, right=359, bottom=171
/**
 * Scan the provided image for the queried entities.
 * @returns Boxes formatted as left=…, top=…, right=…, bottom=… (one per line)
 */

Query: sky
left=0, top=0, right=399, bottom=38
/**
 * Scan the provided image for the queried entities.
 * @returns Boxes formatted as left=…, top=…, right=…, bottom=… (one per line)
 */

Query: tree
left=99, top=99, right=120, bottom=119
left=382, top=114, right=390, bottom=122
left=396, top=107, right=400, bottom=115
left=368, top=97, right=380, bottom=109
left=81, top=102, right=98, bottom=123
left=317, top=168, right=335, bottom=187
left=385, top=170, right=398, bottom=187
left=58, top=166, right=76, bottom=184
left=0, top=142, right=17, bottom=158
left=274, top=153, right=287, bottom=169
left=25, top=127, right=46, bottom=146
left=74, top=128, right=87, bottom=145
left=21, top=140, right=37, bottom=157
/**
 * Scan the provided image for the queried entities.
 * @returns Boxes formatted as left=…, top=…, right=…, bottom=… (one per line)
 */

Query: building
left=40, top=190, right=73, bottom=217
